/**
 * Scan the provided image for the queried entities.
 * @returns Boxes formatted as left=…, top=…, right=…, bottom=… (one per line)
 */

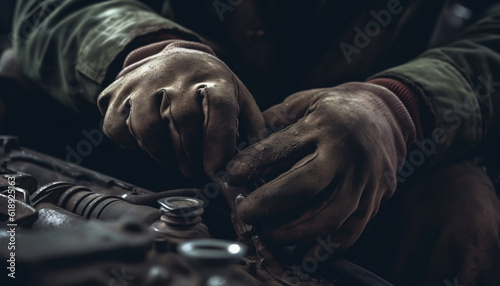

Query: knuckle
left=205, top=84, right=238, bottom=105
left=97, top=92, right=112, bottom=114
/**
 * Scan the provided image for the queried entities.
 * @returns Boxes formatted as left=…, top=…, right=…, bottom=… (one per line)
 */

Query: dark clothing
left=11, top=0, right=500, bottom=163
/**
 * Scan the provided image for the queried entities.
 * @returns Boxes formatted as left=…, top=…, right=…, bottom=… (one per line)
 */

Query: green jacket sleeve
left=12, top=0, right=200, bottom=112
left=370, top=4, right=500, bottom=162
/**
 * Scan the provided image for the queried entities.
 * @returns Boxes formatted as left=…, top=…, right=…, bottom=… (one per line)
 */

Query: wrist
left=360, top=82, right=417, bottom=148
left=118, top=39, right=216, bottom=78
left=368, top=78, right=424, bottom=141
left=337, top=82, right=417, bottom=164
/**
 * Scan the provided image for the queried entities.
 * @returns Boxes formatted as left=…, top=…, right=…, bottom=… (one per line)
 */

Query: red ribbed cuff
left=368, top=78, right=424, bottom=140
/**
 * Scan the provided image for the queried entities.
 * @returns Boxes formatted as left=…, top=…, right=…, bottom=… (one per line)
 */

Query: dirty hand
left=97, top=40, right=265, bottom=178
left=228, top=82, right=416, bottom=251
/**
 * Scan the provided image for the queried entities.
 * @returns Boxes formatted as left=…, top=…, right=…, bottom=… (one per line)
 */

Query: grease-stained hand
left=98, top=41, right=265, bottom=178
left=228, top=82, right=416, bottom=251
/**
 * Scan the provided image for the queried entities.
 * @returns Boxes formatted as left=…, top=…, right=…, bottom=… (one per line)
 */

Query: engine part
left=0, top=189, right=37, bottom=227
left=151, top=197, right=210, bottom=251
left=0, top=135, right=156, bottom=199
left=1, top=217, right=153, bottom=265
left=53, top=183, right=161, bottom=225
left=178, top=239, right=247, bottom=286
left=121, top=188, right=204, bottom=207
left=30, top=202, right=87, bottom=231
left=0, top=168, right=37, bottom=195
left=0, top=217, right=153, bottom=286
left=31, top=181, right=76, bottom=206
left=0, top=216, right=262, bottom=286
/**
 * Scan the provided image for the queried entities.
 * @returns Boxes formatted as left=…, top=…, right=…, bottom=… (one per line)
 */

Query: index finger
left=200, top=82, right=240, bottom=174
left=228, top=123, right=339, bottom=223
left=201, top=75, right=268, bottom=175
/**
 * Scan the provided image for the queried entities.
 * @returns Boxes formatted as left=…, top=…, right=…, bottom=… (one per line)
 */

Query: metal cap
left=178, top=239, right=246, bottom=263
left=158, top=197, right=204, bottom=214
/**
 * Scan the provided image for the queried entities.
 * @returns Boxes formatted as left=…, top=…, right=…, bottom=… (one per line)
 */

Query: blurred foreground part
left=0, top=136, right=256, bottom=286
left=0, top=136, right=393, bottom=286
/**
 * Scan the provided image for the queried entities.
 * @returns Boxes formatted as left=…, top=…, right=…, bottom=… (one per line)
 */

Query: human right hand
left=97, top=40, right=265, bottom=178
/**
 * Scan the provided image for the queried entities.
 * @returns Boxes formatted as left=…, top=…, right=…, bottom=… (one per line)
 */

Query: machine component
left=31, top=181, right=76, bottom=206
left=0, top=135, right=157, bottom=199
left=121, top=187, right=204, bottom=207
left=0, top=169, right=38, bottom=195
left=0, top=191, right=37, bottom=226
left=157, top=197, right=205, bottom=227
left=56, top=185, right=161, bottom=225
left=178, top=239, right=247, bottom=286
left=30, top=202, right=87, bottom=231
left=0, top=217, right=154, bottom=286
left=0, top=215, right=261, bottom=286
left=151, top=197, right=210, bottom=250
left=1, top=217, right=153, bottom=266
left=32, top=182, right=162, bottom=225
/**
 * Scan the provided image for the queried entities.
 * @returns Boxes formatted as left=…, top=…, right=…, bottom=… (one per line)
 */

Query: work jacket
left=12, top=0, right=500, bottom=162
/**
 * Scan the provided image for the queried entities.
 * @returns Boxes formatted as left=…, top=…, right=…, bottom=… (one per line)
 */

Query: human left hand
left=227, top=82, right=416, bottom=253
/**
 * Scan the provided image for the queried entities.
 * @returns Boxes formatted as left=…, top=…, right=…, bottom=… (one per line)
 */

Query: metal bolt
left=157, top=197, right=204, bottom=226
